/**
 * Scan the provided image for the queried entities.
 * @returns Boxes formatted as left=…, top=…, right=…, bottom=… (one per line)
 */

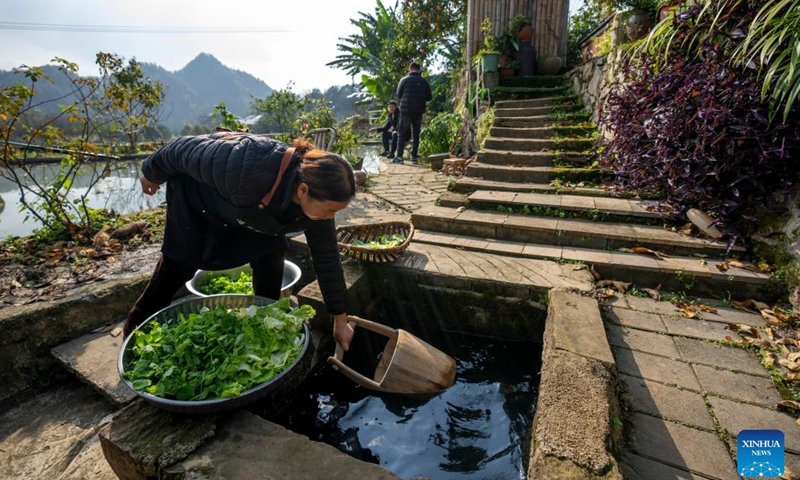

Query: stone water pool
left=277, top=329, right=540, bottom=479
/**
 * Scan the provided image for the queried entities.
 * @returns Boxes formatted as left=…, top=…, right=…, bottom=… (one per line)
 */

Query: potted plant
left=511, top=14, right=533, bottom=42
left=476, top=18, right=500, bottom=73
left=498, top=26, right=519, bottom=67
left=608, top=0, right=659, bottom=41
left=498, top=59, right=520, bottom=77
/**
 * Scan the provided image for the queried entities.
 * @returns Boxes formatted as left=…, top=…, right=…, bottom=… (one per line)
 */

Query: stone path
left=604, top=293, right=797, bottom=480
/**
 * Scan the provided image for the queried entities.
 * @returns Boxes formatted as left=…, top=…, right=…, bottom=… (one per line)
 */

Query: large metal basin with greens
left=118, top=294, right=310, bottom=414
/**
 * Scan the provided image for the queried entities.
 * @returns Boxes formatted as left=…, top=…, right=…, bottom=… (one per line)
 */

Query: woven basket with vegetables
left=337, top=221, right=414, bottom=263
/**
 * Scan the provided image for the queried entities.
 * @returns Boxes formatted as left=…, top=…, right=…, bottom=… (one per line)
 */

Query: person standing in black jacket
left=369, top=100, right=399, bottom=158
left=124, top=132, right=356, bottom=351
left=393, top=62, right=432, bottom=165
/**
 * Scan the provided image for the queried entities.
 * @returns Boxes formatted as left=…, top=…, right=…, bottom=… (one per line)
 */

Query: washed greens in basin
left=198, top=270, right=254, bottom=295
left=352, top=234, right=406, bottom=249
left=122, top=298, right=313, bottom=401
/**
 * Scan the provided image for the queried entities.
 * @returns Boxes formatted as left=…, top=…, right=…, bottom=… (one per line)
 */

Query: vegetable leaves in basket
left=123, top=298, right=313, bottom=400
left=198, top=271, right=254, bottom=295
left=352, top=234, right=406, bottom=249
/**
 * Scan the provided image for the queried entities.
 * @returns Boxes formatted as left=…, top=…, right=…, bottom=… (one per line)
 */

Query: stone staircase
left=416, top=75, right=771, bottom=298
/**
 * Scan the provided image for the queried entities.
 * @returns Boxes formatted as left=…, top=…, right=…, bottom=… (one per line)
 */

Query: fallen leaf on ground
left=675, top=301, right=697, bottom=318
left=572, top=264, right=587, bottom=271
left=765, top=327, right=781, bottom=341
left=779, top=358, right=800, bottom=372
left=597, top=280, right=630, bottom=292
left=696, top=304, right=718, bottom=315
left=776, top=400, right=800, bottom=412
left=763, top=352, right=779, bottom=367
left=762, top=309, right=791, bottom=327
left=731, top=299, right=759, bottom=312
left=784, top=371, right=800, bottom=382
left=725, top=323, right=760, bottom=338
left=716, top=262, right=730, bottom=272
left=641, top=288, right=660, bottom=301
left=618, top=246, right=670, bottom=260
left=589, top=265, right=602, bottom=281
left=598, top=288, right=615, bottom=298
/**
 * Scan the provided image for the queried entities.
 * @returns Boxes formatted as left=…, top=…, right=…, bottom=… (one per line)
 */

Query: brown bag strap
left=260, top=147, right=296, bottom=207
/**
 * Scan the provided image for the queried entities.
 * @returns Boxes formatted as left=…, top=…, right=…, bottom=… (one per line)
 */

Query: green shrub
left=419, top=112, right=463, bottom=157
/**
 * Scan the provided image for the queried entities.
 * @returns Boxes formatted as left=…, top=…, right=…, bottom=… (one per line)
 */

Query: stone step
left=467, top=190, right=666, bottom=220
left=489, top=85, right=572, bottom=101
left=476, top=148, right=589, bottom=167
left=51, top=328, right=137, bottom=407
left=495, top=95, right=577, bottom=109
left=495, top=103, right=583, bottom=117
left=490, top=125, right=556, bottom=139
left=411, top=206, right=744, bottom=257
left=498, top=75, right=566, bottom=89
left=484, top=136, right=593, bottom=152
left=467, top=162, right=554, bottom=183
left=411, top=230, right=769, bottom=298
left=489, top=125, right=595, bottom=141
left=452, top=177, right=613, bottom=196
left=494, top=113, right=591, bottom=128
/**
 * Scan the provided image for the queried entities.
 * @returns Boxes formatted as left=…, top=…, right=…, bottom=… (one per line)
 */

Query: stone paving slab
left=627, top=412, right=740, bottom=480
left=51, top=329, right=135, bottom=406
left=621, top=374, right=714, bottom=429
left=674, top=336, right=768, bottom=377
left=694, top=364, right=783, bottom=407
left=620, top=453, right=707, bottom=480
left=709, top=396, right=800, bottom=454
left=561, top=247, right=613, bottom=266
left=662, top=315, right=734, bottom=342
left=624, top=295, right=682, bottom=316
left=693, top=304, right=767, bottom=327
left=397, top=243, right=595, bottom=293
left=605, top=306, right=668, bottom=332
left=606, top=323, right=679, bottom=357
left=613, top=347, right=701, bottom=390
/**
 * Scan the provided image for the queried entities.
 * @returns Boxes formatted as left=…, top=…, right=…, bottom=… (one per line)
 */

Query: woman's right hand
left=333, top=313, right=354, bottom=351
left=140, top=176, right=161, bottom=195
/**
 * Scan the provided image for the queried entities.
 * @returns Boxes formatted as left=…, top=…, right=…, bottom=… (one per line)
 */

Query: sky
left=0, top=0, right=379, bottom=93
left=0, top=0, right=584, bottom=94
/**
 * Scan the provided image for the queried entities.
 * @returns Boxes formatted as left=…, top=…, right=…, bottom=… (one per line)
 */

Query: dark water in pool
left=275, top=330, right=541, bottom=480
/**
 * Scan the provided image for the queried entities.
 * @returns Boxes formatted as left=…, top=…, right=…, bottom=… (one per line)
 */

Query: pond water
left=275, top=328, right=540, bottom=480
left=0, top=161, right=166, bottom=238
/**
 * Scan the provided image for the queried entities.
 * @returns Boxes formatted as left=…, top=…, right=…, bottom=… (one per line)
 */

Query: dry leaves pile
left=0, top=220, right=159, bottom=307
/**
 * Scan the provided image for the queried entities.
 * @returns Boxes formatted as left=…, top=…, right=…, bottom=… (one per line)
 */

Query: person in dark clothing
left=393, top=62, right=432, bottom=165
left=124, top=132, right=356, bottom=351
left=369, top=100, right=399, bottom=158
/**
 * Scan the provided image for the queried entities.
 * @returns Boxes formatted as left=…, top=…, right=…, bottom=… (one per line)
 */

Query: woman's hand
left=140, top=176, right=161, bottom=195
left=332, top=313, right=354, bottom=351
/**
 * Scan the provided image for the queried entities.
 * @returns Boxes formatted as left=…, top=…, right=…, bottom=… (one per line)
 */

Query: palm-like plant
left=733, top=0, right=800, bottom=122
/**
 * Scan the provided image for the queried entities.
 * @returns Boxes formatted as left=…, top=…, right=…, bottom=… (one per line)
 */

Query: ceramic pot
left=517, top=24, right=534, bottom=42
left=480, top=53, right=499, bottom=73
left=626, top=11, right=655, bottom=41
left=538, top=56, right=563, bottom=75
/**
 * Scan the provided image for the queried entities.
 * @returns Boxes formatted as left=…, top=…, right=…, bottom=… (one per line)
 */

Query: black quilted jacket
left=141, top=132, right=348, bottom=314
left=396, top=72, right=432, bottom=115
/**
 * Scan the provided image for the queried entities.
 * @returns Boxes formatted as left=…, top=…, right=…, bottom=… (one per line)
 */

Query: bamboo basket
left=337, top=221, right=414, bottom=263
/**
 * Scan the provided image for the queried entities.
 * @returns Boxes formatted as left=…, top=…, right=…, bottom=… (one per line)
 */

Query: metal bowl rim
left=184, top=260, right=302, bottom=297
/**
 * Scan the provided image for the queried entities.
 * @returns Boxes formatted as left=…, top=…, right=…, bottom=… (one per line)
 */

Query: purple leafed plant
left=597, top=6, right=800, bottom=241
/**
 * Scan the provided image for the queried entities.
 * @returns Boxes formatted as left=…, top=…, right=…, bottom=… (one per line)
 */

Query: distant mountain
left=0, top=53, right=273, bottom=133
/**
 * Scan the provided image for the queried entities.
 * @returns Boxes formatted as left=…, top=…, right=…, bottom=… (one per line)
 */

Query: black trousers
left=397, top=112, right=422, bottom=160
left=123, top=250, right=286, bottom=336
left=381, top=130, right=398, bottom=156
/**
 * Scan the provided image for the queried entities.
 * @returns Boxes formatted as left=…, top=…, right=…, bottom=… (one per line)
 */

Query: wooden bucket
left=327, top=316, right=456, bottom=395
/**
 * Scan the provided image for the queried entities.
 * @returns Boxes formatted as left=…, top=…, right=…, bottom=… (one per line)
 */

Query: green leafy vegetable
left=198, top=271, right=254, bottom=295
left=122, top=298, right=314, bottom=400
left=352, top=234, right=406, bottom=249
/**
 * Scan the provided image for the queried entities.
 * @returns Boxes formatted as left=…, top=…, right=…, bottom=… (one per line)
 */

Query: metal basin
left=118, top=294, right=310, bottom=414
left=185, top=260, right=302, bottom=298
